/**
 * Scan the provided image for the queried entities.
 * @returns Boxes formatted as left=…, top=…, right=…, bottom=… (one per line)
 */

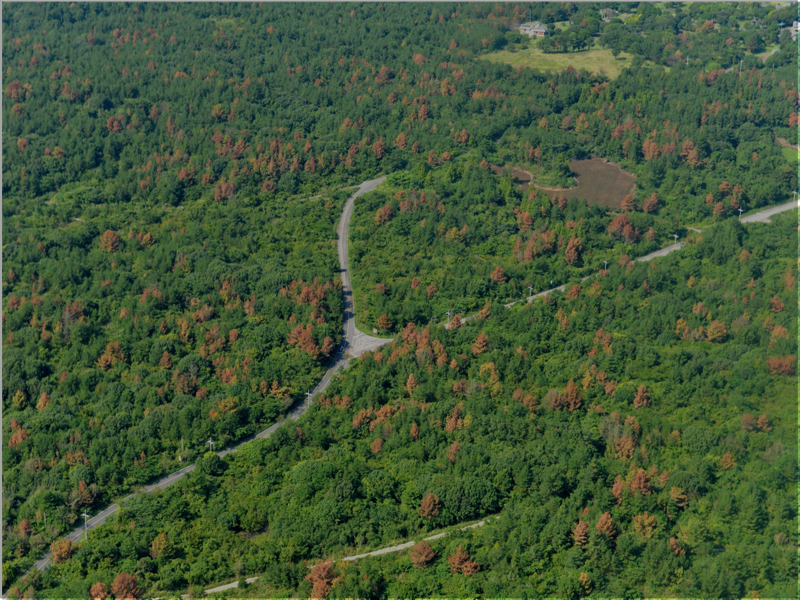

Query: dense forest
left=3, top=1, right=798, bottom=596
left=13, top=214, right=796, bottom=599
left=350, top=163, right=673, bottom=331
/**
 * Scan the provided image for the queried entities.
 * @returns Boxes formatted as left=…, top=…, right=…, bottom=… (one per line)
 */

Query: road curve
left=24, top=176, right=391, bottom=579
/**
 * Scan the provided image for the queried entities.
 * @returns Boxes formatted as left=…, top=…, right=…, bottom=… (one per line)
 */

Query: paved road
left=24, top=176, right=391, bottom=579
left=449, top=197, right=797, bottom=326
left=193, top=517, right=501, bottom=596
left=741, top=199, right=798, bottom=223
left=25, top=190, right=795, bottom=582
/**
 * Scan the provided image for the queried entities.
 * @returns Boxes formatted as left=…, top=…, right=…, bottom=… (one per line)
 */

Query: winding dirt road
left=25, top=176, right=391, bottom=577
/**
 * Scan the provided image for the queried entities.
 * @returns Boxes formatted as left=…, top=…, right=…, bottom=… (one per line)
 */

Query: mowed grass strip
left=482, top=45, right=635, bottom=79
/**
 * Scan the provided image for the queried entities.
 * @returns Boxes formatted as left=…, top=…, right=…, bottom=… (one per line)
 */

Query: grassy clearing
left=781, top=146, right=799, bottom=165
left=482, top=43, right=635, bottom=80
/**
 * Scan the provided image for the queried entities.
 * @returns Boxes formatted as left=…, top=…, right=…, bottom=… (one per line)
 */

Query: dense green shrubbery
left=3, top=1, right=797, bottom=595
left=2, top=190, right=347, bottom=579
left=21, top=215, right=796, bottom=598
left=350, top=162, right=673, bottom=331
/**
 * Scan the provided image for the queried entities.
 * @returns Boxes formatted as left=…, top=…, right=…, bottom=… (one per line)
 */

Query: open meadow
left=482, top=42, right=634, bottom=79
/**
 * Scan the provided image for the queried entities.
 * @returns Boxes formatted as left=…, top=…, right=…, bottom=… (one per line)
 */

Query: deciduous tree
left=490, top=266, right=507, bottom=283
left=51, top=538, right=73, bottom=564
left=410, top=541, right=436, bottom=569
left=90, top=583, right=109, bottom=600
left=99, top=230, right=120, bottom=253
left=418, top=493, right=440, bottom=518
left=471, top=331, right=489, bottom=355
left=596, top=512, right=616, bottom=539
left=447, top=546, right=480, bottom=575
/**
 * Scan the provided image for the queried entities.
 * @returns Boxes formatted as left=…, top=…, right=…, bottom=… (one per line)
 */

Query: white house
left=519, top=22, right=547, bottom=38
left=599, top=8, right=618, bottom=22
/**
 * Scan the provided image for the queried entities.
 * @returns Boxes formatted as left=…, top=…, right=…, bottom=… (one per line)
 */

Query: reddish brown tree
left=620, top=194, right=635, bottom=212
left=668, top=537, right=685, bottom=556
left=377, top=314, right=392, bottom=330
left=410, top=422, right=419, bottom=441
left=159, top=352, right=172, bottom=369
left=608, top=214, right=633, bottom=238
left=706, top=320, right=728, bottom=342
left=572, top=520, right=589, bottom=546
left=740, top=413, right=757, bottom=432
left=447, top=546, right=480, bottom=575
left=214, top=178, right=235, bottom=202
left=395, top=132, right=407, bottom=149
left=305, top=562, right=337, bottom=599
left=518, top=211, right=533, bottom=232
left=490, top=266, right=507, bottom=284
left=642, top=193, right=658, bottom=213
left=370, top=438, right=383, bottom=455
left=757, top=414, right=771, bottom=431
left=418, top=493, right=441, bottom=518
left=630, top=469, right=652, bottom=495
left=712, top=202, right=725, bottom=216
left=375, top=204, right=393, bottom=224
left=596, top=512, right=616, bottom=539
left=106, top=117, right=122, bottom=133
left=51, top=538, right=74, bottom=564
left=720, top=451, right=737, bottom=470
left=472, top=332, right=489, bottom=356
left=409, top=541, right=436, bottom=569
left=372, top=138, right=386, bottom=159
left=36, top=392, right=51, bottom=411
left=767, top=356, right=796, bottom=375
left=19, top=519, right=32, bottom=538
left=564, top=236, right=583, bottom=265
left=426, top=283, right=436, bottom=299
left=447, top=441, right=461, bottom=463
left=90, top=582, right=109, bottom=600
left=770, top=295, right=785, bottom=313
left=670, top=487, right=689, bottom=508
left=559, top=380, right=582, bottom=412
left=111, top=573, right=141, bottom=600
left=99, top=230, right=120, bottom=253
left=405, top=373, right=419, bottom=394
left=633, top=385, right=650, bottom=408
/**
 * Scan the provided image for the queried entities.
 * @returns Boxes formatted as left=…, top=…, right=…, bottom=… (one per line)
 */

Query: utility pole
left=446, top=310, right=452, bottom=321
left=206, top=438, right=214, bottom=453
left=673, top=233, right=679, bottom=244
left=738, top=207, right=743, bottom=220
left=82, top=512, right=90, bottom=541
left=603, top=259, right=608, bottom=270
left=793, top=190, right=798, bottom=203
left=305, top=390, right=314, bottom=404
left=181, top=437, right=184, bottom=453
left=528, top=284, right=534, bottom=299
left=739, top=58, right=743, bottom=75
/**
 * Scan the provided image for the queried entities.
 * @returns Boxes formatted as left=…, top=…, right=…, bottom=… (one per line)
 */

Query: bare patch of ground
left=493, top=158, right=636, bottom=208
